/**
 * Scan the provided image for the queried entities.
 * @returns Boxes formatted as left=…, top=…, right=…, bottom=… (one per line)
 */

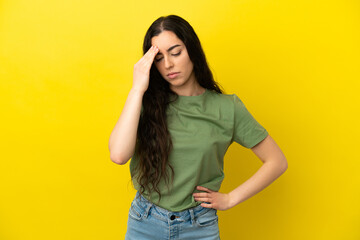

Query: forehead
left=151, top=30, right=183, bottom=48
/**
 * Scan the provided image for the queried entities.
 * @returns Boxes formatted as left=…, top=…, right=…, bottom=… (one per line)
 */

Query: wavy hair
left=132, top=15, right=224, bottom=204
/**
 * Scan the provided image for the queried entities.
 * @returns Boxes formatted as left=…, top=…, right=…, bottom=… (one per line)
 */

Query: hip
left=125, top=191, right=220, bottom=240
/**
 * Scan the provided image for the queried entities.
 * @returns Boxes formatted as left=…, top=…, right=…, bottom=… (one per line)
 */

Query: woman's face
left=151, top=31, right=197, bottom=92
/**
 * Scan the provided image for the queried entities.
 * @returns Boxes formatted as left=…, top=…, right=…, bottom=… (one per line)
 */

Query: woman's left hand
left=192, top=186, right=233, bottom=211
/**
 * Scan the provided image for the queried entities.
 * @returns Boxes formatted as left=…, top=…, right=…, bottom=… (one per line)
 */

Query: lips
left=167, top=72, right=180, bottom=79
left=167, top=72, right=180, bottom=76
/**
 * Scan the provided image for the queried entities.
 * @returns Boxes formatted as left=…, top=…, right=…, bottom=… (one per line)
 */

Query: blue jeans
left=125, top=191, right=220, bottom=240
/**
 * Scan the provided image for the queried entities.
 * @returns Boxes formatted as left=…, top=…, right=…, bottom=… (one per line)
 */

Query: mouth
left=167, top=72, right=179, bottom=76
left=167, top=72, right=180, bottom=79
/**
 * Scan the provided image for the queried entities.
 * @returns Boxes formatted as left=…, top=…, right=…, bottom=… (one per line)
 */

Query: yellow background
left=1, top=0, right=359, bottom=239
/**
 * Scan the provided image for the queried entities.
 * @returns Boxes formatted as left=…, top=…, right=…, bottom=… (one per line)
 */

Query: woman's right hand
left=132, top=45, right=159, bottom=93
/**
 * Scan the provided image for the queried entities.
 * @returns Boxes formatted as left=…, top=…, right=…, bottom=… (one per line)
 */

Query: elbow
left=110, top=152, right=130, bottom=165
left=281, top=157, right=288, bottom=173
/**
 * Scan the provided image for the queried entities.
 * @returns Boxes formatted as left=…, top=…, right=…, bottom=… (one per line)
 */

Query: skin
left=109, top=45, right=160, bottom=164
left=151, top=31, right=288, bottom=211
left=109, top=30, right=288, bottom=211
left=193, top=135, right=288, bottom=211
left=151, top=30, right=205, bottom=96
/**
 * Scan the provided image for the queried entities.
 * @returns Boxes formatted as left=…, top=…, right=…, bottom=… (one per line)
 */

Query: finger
left=138, top=46, right=159, bottom=70
left=144, top=45, right=155, bottom=56
left=193, top=192, right=210, bottom=198
left=194, top=196, right=211, bottom=202
left=197, top=186, right=212, bottom=192
left=140, top=50, right=159, bottom=69
left=143, top=45, right=159, bottom=61
left=137, top=46, right=156, bottom=64
left=200, top=202, right=213, bottom=208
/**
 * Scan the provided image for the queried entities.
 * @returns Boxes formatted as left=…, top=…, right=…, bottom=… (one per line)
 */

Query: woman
left=108, top=15, right=288, bottom=240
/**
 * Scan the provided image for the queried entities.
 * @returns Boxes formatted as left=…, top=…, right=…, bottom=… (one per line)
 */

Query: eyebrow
left=156, top=44, right=181, bottom=55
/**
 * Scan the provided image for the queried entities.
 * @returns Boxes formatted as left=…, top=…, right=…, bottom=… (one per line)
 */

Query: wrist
left=130, top=87, right=146, bottom=96
left=228, top=191, right=239, bottom=209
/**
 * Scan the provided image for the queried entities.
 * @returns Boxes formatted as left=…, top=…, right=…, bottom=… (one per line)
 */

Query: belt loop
left=189, top=208, right=195, bottom=225
left=143, top=202, right=153, bottom=219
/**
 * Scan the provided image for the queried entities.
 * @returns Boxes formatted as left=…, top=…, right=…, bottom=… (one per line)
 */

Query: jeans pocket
left=128, top=200, right=144, bottom=221
left=195, top=208, right=218, bottom=227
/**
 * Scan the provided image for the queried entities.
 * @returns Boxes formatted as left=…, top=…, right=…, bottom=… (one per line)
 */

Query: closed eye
left=155, top=51, right=181, bottom=62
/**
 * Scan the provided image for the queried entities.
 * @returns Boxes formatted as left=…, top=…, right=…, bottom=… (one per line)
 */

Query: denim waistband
left=133, top=191, right=214, bottom=224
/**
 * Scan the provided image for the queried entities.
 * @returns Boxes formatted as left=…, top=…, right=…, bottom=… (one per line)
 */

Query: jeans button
left=170, top=215, right=176, bottom=220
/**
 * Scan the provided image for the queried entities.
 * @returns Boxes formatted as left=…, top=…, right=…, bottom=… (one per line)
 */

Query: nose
left=164, top=56, right=174, bottom=69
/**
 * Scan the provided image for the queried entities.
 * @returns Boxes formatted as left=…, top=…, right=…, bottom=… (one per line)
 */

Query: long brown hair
left=132, top=15, right=224, bottom=203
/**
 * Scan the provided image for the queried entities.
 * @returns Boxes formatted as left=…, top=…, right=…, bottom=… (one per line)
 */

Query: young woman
left=109, top=15, right=288, bottom=240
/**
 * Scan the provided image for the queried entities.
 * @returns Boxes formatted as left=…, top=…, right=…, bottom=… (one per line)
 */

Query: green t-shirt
left=129, top=88, right=268, bottom=212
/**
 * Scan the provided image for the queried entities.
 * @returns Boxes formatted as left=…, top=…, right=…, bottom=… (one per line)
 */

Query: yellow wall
left=0, top=0, right=359, bottom=239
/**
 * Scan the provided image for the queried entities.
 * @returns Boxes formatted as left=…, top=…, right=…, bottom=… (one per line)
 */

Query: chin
left=167, top=78, right=182, bottom=85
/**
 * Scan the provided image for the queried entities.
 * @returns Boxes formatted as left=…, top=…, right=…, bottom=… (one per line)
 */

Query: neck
left=173, top=86, right=205, bottom=96
left=170, top=74, right=205, bottom=96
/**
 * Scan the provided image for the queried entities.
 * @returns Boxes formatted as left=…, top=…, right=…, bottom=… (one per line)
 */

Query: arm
left=193, top=134, right=288, bottom=210
left=108, top=45, right=159, bottom=165
left=228, top=134, right=288, bottom=207
left=108, top=89, right=144, bottom=165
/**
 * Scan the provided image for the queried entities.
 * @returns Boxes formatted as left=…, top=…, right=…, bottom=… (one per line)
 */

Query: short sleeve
left=232, top=94, right=269, bottom=148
